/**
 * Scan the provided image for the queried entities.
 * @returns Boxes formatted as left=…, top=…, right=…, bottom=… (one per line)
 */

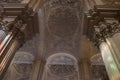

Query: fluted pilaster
left=0, top=26, right=24, bottom=79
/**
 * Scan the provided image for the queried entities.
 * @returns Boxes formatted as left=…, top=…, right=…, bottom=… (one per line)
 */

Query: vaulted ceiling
left=0, top=0, right=99, bottom=61
left=2, top=0, right=117, bottom=80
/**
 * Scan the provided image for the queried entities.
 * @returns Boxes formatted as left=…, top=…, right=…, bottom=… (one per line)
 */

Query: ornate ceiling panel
left=38, top=0, right=84, bottom=59
left=48, top=65, right=76, bottom=77
left=46, top=0, right=81, bottom=38
left=47, top=6, right=79, bottom=37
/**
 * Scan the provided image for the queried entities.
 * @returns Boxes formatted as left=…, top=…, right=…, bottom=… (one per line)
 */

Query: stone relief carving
left=47, top=6, right=79, bottom=37
left=11, top=49, right=35, bottom=80
left=90, top=54, right=104, bottom=65
left=42, top=53, right=79, bottom=80
left=0, top=0, right=30, bottom=3
left=48, top=65, right=76, bottom=77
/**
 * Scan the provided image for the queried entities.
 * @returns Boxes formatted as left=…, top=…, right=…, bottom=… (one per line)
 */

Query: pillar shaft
left=100, top=36, right=120, bottom=80
left=0, top=37, right=21, bottom=79
left=0, top=27, right=24, bottom=79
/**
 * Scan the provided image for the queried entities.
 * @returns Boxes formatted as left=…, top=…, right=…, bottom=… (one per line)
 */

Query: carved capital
left=84, top=5, right=120, bottom=47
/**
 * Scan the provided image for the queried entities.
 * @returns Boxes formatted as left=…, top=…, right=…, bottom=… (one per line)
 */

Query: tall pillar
left=100, top=33, right=120, bottom=80
left=83, top=2, right=120, bottom=79
left=0, top=0, right=48, bottom=79
left=0, top=26, right=24, bottom=79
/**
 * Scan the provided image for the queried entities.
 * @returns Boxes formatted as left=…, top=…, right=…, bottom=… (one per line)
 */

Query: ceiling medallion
left=47, top=6, right=79, bottom=37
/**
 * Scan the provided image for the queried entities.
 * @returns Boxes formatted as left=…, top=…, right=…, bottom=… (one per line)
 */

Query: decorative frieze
left=94, top=22, right=120, bottom=44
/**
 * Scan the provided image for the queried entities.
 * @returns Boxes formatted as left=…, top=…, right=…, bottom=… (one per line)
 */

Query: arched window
left=43, top=53, right=79, bottom=80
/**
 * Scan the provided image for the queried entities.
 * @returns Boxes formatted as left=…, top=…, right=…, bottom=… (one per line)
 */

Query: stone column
left=0, top=27, right=24, bottom=79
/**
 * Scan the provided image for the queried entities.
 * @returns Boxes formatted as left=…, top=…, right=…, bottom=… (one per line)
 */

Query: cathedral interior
left=0, top=0, right=120, bottom=80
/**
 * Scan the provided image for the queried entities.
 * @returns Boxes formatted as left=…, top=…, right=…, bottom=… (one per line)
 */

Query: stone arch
left=47, top=53, right=78, bottom=65
left=42, top=53, right=79, bottom=80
